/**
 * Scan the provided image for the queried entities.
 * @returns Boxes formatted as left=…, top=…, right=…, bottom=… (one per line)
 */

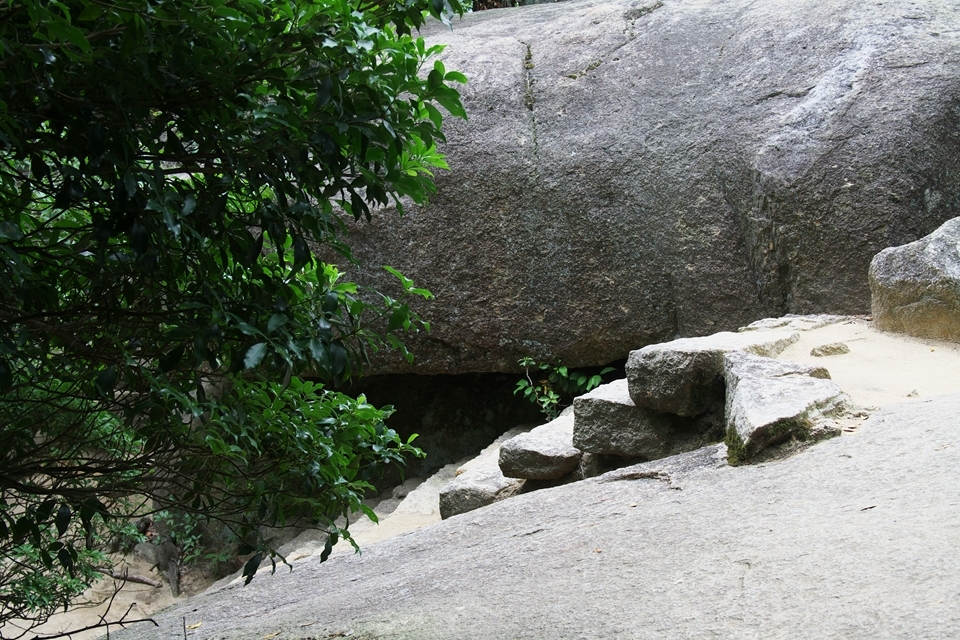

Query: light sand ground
left=775, top=317, right=960, bottom=409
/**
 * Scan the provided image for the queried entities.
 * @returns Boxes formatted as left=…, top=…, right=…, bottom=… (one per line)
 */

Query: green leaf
left=309, top=338, right=328, bottom=363
left=267, top=314, right=288, bottom=334
left=387, top=305, right=409, bottom=332
left=163, top=207, right=181, bottom=236
left=55, top=504, right=71, bottom=538
left=322, top=291, right=339, bottom=314
left=181, top=195, right=197, bottom=216
left=0, top=359, right=11, bottom=393
left=123, top=171, right=137, bottom=197
left=159, top=345, right=185, bottom=372
left=433, top=92, right=467, bottom=120
left=319, top=531, right=338, bottom=563
left=95, top=366, right=118, bottom=398
left=78, top=5, right=104, bottom=21
left=36, top=500, right=56, bottom=524
left=244, top=343, right=268, bottom=370
left=57, top=548, right=75, bottom=575
left=242, top=552, right=263, bottom=586
left=0, top=221, right=23, bottom=240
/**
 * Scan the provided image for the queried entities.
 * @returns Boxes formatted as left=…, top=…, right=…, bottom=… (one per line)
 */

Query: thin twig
left=93, top=566, right=164, bottom=588
left=30, top=604, right=158, bottom=640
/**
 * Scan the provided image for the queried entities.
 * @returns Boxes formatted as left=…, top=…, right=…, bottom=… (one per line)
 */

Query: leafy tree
left=0, top=0, right=465, bottom=634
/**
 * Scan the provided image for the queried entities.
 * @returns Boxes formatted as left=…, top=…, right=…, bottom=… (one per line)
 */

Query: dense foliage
left=0, top=0, right=465, bottom=633
left=515, top=358, right=615, bottom=420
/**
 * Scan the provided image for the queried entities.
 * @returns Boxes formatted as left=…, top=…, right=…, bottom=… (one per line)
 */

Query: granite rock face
left=870, top=217, right=960, bottom=342
left=625, top=330, right=799, bottom=416
left=335, top=0, right=960, bottom=375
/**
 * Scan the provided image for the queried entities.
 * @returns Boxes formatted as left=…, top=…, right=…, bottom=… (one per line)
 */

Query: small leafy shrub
left=154, top=511, right=205, bottom=567
left=515, top=358, right=615, bottom=420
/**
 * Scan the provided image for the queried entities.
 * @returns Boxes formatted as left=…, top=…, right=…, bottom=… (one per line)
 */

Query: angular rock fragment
left=870, top=217, right=960, bottom=341
left=573, top=379, right=710, bottom=459
left=439, top=467, right=525, bottom=519
left=626, top=330, right=799, bottom=417
left=498, top=414, right=582, bottom=480
left=723, top=352, right=847, bottom=464
left=739, top=315, right=849, bottom=333
left=811, top=342, right=851, bottom=357
left=438, top=426, right=530, bottom=519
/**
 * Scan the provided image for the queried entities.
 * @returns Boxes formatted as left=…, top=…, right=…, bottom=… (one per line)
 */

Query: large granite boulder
left=625, top=330, right=799, bottom=416
left=870, top=217, right=960, bottom=342
left=335, top=0, right=960, bottom=375
left=723, top=352, right=847, bottom=464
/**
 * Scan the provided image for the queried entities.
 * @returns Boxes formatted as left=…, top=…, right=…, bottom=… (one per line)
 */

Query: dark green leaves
left=244, top=343, right=268, bottom=370
left=160, top=345, right=186, bottom=372
left=94, top=366, right=117, bottom=398
left=242, top=552, right=262, bottom=586
left=0, top=0, right=461, bottom=630
left=319, top=530, right=338, bottom=563
left=55, top=505, right=71, bottom=538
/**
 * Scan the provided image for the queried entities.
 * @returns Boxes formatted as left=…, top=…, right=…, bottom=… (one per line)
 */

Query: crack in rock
left=518, top=39, right=539, bottom=163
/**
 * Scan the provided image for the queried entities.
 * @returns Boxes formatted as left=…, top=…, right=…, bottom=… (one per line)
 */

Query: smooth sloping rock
left=724, top=352, right=847, bottom=464
left=498, top=414, right=581, bottom=480
left=626, top=330, right=799, bottom=416
left=573, top=379, right=709, bottom=458
left=438, top=425, right=531, bottom=519
left=121, top=395, right=960, bottom=640
left=332, top=0, right=960, bottom=375
left=870, top=217, right=960, bottom=342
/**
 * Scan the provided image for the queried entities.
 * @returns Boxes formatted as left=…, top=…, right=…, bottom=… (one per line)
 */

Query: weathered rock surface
left=573, top=378, right=710, bottom=458
left=498, top=413, right=582, bottom=480
left=870, top=217, right=960, bottom=342
left=120, top=395, right=960, bottom=639
left=626, top=330, right=799, bottom=416
left=739, top=314, right=849, bottom=333
left=811, top=341, right=851, bottom=357
left=438, top=425, right=530, bottom=519
left=724, top=352, right=847, bottom=463
left=337, top=0, right=960, bottom=375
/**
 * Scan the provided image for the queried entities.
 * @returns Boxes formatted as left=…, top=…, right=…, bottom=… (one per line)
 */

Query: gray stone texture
left=626, top=330, right=799, bottom=416
left=498, top=413, right=582, bottom=479
left=723, top=352, right=847, bottom=463
left=438, top=467, right=524, bottom=519
left=332, top=0, right=960, bottom=375
left=120, top=395, right=960, bottom=639
left=438, top=426, right=529, bottom=519
left=870, top=217, right=960, bottom=342
left=573, top=378, right=709, bottom=458
left=811, top=342, right=851, bottom=357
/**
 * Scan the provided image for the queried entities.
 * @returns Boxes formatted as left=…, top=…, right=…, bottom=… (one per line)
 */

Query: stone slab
left=498, top=414, right=582, bottom=480
left=626, top=330, right=799, bottom=416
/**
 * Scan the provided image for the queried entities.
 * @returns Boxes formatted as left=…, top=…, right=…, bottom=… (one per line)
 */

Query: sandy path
left=775, top=316, right=960, bottom=408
